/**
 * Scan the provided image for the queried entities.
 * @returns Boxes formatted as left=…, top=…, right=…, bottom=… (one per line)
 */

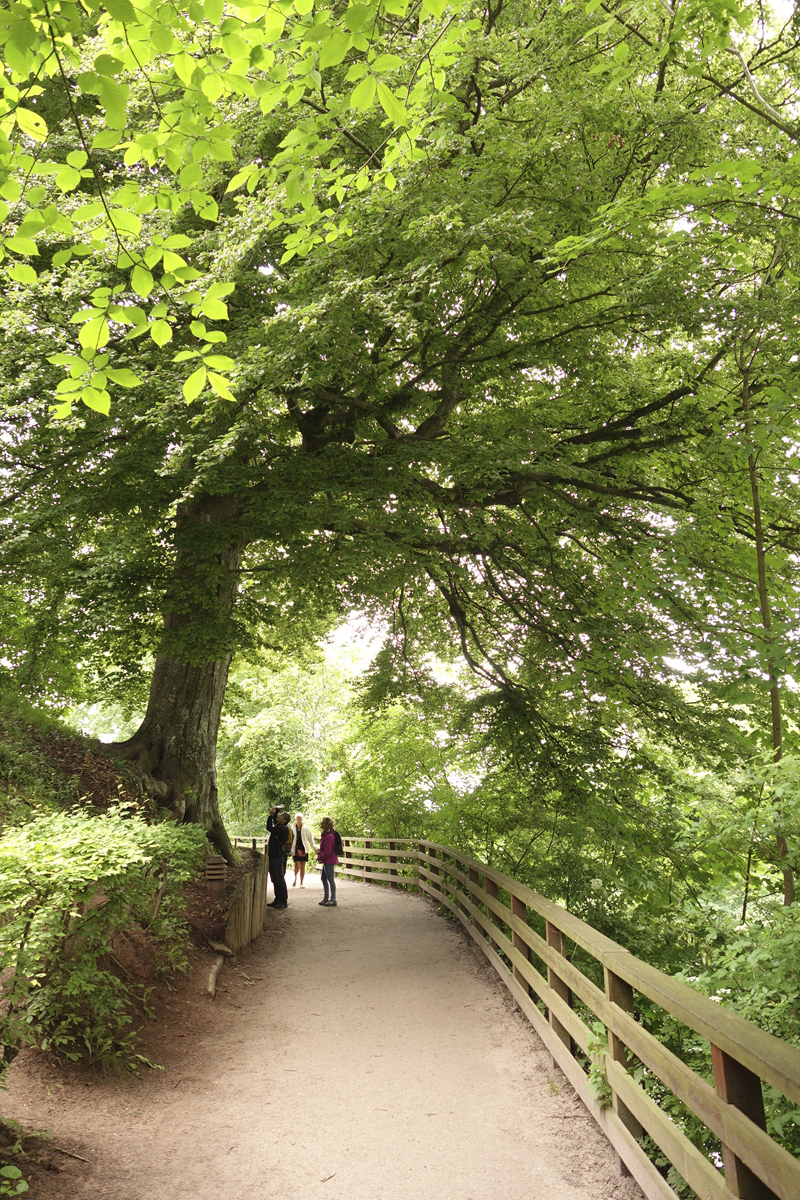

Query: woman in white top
left=290, top=814, right=316, bottom=887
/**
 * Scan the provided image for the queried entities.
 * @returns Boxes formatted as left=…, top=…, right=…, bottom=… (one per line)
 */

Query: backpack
left=332, top=829, right=344, bottom=857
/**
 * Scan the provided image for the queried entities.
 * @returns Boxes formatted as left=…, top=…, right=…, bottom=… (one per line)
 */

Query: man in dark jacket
left=267, top=808, right=291, bottom=909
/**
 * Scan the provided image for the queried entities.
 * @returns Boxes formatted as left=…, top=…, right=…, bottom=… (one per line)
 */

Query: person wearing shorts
left=291, top=813, right=315, bottom=888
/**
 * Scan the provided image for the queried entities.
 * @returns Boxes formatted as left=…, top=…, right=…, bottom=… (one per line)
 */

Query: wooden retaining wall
left=338, top=837, right=800, bottom=1200
left=224, top=851, right=269, bottom=955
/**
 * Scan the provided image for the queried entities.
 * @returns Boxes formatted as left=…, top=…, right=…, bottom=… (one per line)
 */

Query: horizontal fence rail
left=337, top=837, right=800, bottom=1200
left=233, top=837, right=268, bottom=854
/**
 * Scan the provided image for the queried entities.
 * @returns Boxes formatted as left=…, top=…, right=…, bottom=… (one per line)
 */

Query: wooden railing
left=337, top=837, right=800, bottom=1200
left=233, top=837, right=268, bottom=854
left=224, top=851, right=269, bottom=955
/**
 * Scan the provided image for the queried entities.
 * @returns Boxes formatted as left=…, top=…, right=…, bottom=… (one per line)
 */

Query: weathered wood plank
left=419, top=878, right=591, bottom=1053
left=419, top=877, right=681, bottom=1200
left=250, top=853, right=268, bottom=942
left=608, top=1061, right=738, bottom=1200
left=414, top=841, right=800, bottom=1107
left=568, top=972, right=800, bottom=1198
left=206, top=955, right=225, bottom=998
left=421, top=856, right=800, bottom=1199
left=712, top=1046, right=778, bottom=1200
left=352, top=837, right=800, bottom=1200
left=547, top=919, right=573, bottom=1055
left=511, top=894, right=531, bottom=996
left=604, top=954, right=800, bottom=1109
left=338, top=868, right=417, bottom=885
left=224, top=871, right=255, bottom=956
left=338, top=854, right=418, bottom=869
left=605, top=965, right=644, bottom=1176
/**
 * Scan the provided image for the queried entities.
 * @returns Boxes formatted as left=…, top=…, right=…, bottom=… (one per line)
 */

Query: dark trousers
left=269, top=856, right=288, bottom=905
left=321, top=863, right=336, bottom=901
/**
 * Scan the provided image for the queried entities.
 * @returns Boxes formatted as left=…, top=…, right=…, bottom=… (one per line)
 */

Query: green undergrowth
left=0, top=708, right=80, bottom=822
left=0, top=698, right=137, bottom=826
left=0, top=805, right=207, bottom=1077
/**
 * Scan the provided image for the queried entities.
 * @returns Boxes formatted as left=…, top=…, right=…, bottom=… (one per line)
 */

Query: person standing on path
left=291, top=813, right=315, bottom=888
left=317, top=816, right=339, bottom=907
left=267, top=807, right=292, bottom=909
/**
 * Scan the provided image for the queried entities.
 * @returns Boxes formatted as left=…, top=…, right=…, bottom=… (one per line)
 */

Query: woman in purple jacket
left=317, top=817, right=339, bottom=907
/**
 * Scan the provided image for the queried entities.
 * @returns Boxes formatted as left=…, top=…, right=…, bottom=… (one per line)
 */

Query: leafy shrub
left=0, top=806, right=206, bottom=1074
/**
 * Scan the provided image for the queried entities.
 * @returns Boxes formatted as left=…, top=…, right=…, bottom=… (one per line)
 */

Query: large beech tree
left=2, top=0, right=800, bottom=862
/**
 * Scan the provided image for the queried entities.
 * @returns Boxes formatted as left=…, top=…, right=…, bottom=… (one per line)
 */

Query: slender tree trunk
left=742, top=369, right=794, bottom=905
left=111, top=493, right=244, bottom=863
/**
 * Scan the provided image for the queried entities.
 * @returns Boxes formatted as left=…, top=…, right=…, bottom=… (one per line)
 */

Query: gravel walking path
left=3, top=874, right=644, bottom=1200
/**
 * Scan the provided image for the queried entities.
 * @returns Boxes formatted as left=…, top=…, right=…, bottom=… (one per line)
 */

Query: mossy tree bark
left=112, top=493, right=244, bottom=863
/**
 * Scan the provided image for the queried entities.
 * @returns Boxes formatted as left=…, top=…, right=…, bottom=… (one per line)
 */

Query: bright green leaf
left=79, top=318, right=111, bottom=351
left=208, top=371, right=236, bottom=400
left=150, top=321, right=173, bottom=347
left=6, top=237, right=39, bottom=257
left=16, top=108, right=48, bottom=142
left=202, top=354, right=235, bottom=368
left=376, top=82, right=408, bottom=125
left=206, top=282, right=236, bottom=300
left=8, top=263, right=37, bottom=284
left=55, top=167, right=82, bottom=193
left=200, top=299, right=229, bottom=320
left=319, top=33, right=353, bottom=68
left=372, top=53, right=403, bottom=72
left=104, top=0, right=137, bottom=21
left=183, top=365, right=207, bottom=402
left=81, top=386, right=111, bottom=415
left=131, top=266, right=154, bottom=298
left=350, top=75, right=377, bottom=111
left=106, top=368, right=142, bottom=387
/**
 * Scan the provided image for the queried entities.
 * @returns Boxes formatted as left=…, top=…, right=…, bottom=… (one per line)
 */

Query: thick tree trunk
left=111, top=493, right=244, bottom=864
left=114, top=651, right=236, bottom=861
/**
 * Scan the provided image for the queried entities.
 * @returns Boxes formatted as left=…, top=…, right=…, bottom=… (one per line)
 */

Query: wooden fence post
left=388, top=840, right=399, bottom=888
left=485, top=875, right=503, bottom=930
left=511, top=895, right=534, bottom=998
left=545, top=920, right=573, bottom=1060
left=250, top=853, right=268, bottom=941
left=604, top=966, right=644, bottom=1177
left=711, top=1046, right=778, bottom=1200
left=441, top=850, right=451, bottom=903
left=364, top=839, right=371, bottom=882
left=468, top=867, right=486, bottom=937
left=428, top=844, right=440, bottom=893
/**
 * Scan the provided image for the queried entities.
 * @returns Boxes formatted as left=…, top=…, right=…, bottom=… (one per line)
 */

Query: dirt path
left=3, top=874, right=644, bottom=1200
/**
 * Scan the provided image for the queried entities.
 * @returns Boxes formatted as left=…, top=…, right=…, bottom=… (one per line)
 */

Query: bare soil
left=184, top=848, right=261, bottom=942
left=24, top=727, right=139, bottom=810
left=1, top=874, right=645, bottom=1200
